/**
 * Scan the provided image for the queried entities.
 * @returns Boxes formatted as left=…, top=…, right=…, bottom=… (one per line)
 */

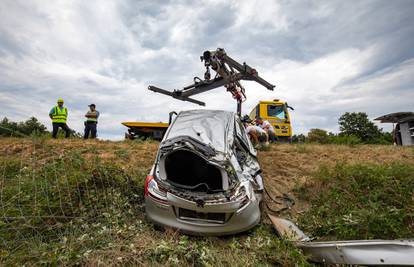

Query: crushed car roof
left=164, top=110, right=235, bottom=153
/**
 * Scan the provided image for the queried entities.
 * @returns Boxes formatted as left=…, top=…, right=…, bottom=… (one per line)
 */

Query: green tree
left=338, top=112, right=382, bottom=143
left=0, top=117, right=21, bottom=136
left=0, top=117, right=48, bottom=137
left=307, top=128, right=329, bottom=144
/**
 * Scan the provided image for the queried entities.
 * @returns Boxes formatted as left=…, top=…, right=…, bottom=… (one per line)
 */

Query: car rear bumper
left=145, top=194, right=261, bottom=236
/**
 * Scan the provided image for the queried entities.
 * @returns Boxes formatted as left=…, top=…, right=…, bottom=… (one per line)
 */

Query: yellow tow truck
left=122, top=99, right=293, bottom=141
left=248, top=99, right=294, bottom=142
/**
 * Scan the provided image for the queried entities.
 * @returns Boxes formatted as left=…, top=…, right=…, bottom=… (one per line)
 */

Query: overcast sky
left=1, top=0, right=413, bottom=139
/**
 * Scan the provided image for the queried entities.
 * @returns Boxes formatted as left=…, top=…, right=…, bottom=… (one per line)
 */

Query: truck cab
left=248, top=100, right=293, bottom=142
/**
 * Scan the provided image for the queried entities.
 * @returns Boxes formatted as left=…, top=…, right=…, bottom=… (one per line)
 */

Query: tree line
left=1, top=112, right=393, bottom=144
left=0, top=117, right=48, bottom=137
left=292, top=112, right=393, bottom=144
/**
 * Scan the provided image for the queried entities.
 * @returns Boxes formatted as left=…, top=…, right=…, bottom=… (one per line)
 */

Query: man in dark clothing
left=84, top=104, right=100, bottom=139
left=49, top=98, right=71, bottom=138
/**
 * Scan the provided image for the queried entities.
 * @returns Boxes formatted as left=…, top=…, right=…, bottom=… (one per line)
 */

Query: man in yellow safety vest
left=49, top=98, right=71, bottom=138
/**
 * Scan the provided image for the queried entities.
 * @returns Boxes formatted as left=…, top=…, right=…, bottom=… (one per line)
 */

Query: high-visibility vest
left=51, top=106, right=68, bottom=123
left=85, top=111, right=98, bottom=122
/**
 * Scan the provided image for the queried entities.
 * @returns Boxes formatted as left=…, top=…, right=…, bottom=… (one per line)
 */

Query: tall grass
left=0, top=146, right=147, bottom=265
left=0, top=139, right=312, bottom=266
left=296, top=162, right=414, bottom=240
left=3, top=139, right=413, bottom=266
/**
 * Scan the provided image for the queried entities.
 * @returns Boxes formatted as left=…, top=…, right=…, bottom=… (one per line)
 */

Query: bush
left=306, top=128, right=329, bottom=144
left=328, top=134, right=362, bottom=145
left=372, top=132, right=393, bottom=144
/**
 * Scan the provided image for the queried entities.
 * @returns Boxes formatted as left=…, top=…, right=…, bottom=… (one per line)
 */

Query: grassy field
left=0, top=137, right=413, bottom=266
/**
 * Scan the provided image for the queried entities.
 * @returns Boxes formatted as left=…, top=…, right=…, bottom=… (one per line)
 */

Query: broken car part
left=268, top=214, right=414, bottom=266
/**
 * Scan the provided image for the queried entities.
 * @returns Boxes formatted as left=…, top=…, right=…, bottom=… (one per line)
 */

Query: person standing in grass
left=84, top=104, right=99, bottom=139
left=49, top=98, right=71, bottom=138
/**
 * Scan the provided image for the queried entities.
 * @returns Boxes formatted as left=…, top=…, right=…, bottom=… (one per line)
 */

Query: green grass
left=296, top=162, right=414, bottom=240
left=294, top=144, right=309, bottom=154
left=0, top=139, right=312, bottom=266
left=2, top=139, right=413, bottom=266
left=142, top=225, right=311, bottom=267
left=0, top=151, right=146, bottom=265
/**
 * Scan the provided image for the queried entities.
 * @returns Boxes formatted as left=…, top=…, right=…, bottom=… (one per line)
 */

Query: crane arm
left=148, top=48, right=275, bottom=115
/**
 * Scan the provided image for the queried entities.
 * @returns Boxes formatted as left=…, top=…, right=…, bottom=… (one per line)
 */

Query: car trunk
left=163, top=149, right=224, bottom=192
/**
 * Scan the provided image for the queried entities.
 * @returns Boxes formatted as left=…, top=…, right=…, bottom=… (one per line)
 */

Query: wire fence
left=0, top=137, right=150, bottom=265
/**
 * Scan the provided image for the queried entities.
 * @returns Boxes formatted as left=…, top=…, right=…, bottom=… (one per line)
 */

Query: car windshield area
left=267, top=105, right=286, bottom=120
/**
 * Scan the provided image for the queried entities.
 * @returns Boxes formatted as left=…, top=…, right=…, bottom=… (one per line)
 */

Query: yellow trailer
left=122, top=122, right=169, bottom=140
left=248, top=99, right=294, bottom=142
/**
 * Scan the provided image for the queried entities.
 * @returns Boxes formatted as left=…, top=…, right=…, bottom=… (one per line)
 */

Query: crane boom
left=148, top=48, right=275, bottom=116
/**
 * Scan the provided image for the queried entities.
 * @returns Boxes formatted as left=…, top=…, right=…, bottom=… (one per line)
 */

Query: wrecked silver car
left=144, top=109, right=264, bottom=235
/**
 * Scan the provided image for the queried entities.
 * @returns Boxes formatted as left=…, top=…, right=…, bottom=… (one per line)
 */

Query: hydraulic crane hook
left=148, top=48, right=275, bottom=116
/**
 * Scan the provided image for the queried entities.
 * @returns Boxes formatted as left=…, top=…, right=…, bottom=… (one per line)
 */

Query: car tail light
left=144, top=175, right=153, bottom=196
left=145, top=175, right=168, bottom=204
left=236, top=186, right=250, bottom=212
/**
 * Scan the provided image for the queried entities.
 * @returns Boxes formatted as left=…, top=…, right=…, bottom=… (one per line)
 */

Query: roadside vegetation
left=0, top=138, right=310, bottom=266
left=1, top=138, right=413, bottom=266
left=0, top=117, right=48, bottom=137
left=2, top=111, right=394, bottom=145
left=292, top=112, right=393, bottom=145
left=296, top=162, right=414, bottom=240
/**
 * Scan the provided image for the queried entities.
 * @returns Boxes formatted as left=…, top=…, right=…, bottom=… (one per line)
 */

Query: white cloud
left=0, top=0, right=413, bottom=139
left=230, top=0, right=289, bottom=32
